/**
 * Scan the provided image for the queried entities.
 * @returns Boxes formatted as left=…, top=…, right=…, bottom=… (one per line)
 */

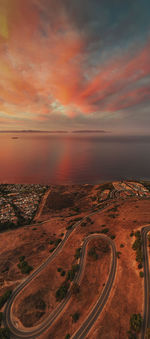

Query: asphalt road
left=141, top=225, right=150, bottom=339
left=4, top=203, right=150, bottom=339
left=72, top=234, right=116, bottom=339
left=4, top=202, right=116, bottom=339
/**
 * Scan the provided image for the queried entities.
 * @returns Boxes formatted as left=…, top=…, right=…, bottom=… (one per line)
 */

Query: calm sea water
left=0, top=133, right=150, bottom=184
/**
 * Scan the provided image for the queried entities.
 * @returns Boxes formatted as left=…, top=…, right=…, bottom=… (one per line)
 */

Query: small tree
left=0, top=312, right=3, bottom=326
left=130, top=313, right=142, bottom=333
left=72, top=283, right=80, bottom=296
left=72, top=312, right=80, bottom=323
left=65, top=334, right=70, bottom=339
left=139, top=271, right=144, bottom=278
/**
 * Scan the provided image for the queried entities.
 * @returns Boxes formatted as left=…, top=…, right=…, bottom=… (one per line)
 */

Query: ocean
left=0, top=133, right=150, bottom=184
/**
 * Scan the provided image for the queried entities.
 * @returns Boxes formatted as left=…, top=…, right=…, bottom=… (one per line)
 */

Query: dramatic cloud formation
left=0, top=0, right=150, bottom=132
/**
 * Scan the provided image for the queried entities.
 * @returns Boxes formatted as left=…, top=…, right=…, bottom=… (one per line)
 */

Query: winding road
left=4, top=200, right=150, bottom=338
left=4, top=202, right=117, bottom=339
left=141, top=225, right=150, bottom=339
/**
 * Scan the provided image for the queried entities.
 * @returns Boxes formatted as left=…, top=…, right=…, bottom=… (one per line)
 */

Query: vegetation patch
left=17, top=256, right=33, bottom=274
left=74, top=248, right=81, bottom=260
left=71, top=283, right=80, bottom=296
left=132, top=231, right=143, bottom=266
left=127, top=313, right=142, bottom=338
left=100, top=228, right=109, bottom=234
left=0, top=290, right=12, bottom=310
left=67, top=264, right=79, bottom=281
left=0, top=312, right=3, bottom=326
left=72, top=312, right=80, bottom=323
left=65, top=334, right=70, bottom=339
left=0, top=327, right=10, bottom=338
left=88, top=247, right=98, bottom=260
left=17, top=291, right=46, bottom=327
left=55, top=281, right=70, bottom=302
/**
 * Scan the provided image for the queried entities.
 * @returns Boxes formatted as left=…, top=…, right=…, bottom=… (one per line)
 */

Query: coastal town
left=0, top=184, right=49, bottom=230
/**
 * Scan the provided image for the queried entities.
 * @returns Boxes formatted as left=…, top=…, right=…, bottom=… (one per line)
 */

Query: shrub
left=66, top=225, right=72, bottom=230
left=18, top=259, right=33, bottom=275
left=49, top=247, right=55, bottom=253
left=110, top=235, right=116, bottom=239
left=100, top=228, right=109, bottom=234
left=65, top=334, right=70, bottom=339
left=130, top=231, right=134, bottom=237
left=55, top=238, right=62, bottom=246
left=120, top=244, right=124, bottom=248
left=130, top=313, right=142, bottom=333
left=116, top=251, right=121, bottom=259
left=109, top=214, right=116, bottom=219
left=57, top=267, right=62, bottom=272
left=0, top=327, right=10, bottom=338
left=72, top=283, right=80, bottom=295
left=74, top=248, right=81, bottom=260
left=0, top=312, right=3, bottom=326
left=49, top=240, right=54, bottom=245
left=139, top=271, right=144, bottom=278
left=61, top=270, right=66, bottom=277
left=0, top=290, right=12, bottom=309
left=72, top=312, right=80, bottom=323
left=88, top=247, right=98, bottom=260
left=67, top=264, right=79, bottom=281
left=19, top=255, right=25, bottom=262
left=55, top=281, right=70, bottom=302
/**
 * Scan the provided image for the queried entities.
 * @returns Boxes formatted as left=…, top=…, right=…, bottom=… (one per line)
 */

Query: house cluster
left=0, top=197, right=17, bottom=224
left=0, top=184, right=49, bottom=226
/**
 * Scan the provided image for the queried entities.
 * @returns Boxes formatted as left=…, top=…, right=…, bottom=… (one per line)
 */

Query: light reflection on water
left=0, top=133, right=150, bottom=184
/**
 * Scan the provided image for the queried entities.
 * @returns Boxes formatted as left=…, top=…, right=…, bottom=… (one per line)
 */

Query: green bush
left=67, top=264, right=79, bottom=281
left=0, top=327, right=10, bottom=338
left=66, top=225, right=73, bottom=230
left=72, top=312, right=80, bottom=323
left=109, top=214, right=116, bottom=219
left=116, top=251, right=121, bottom=259
left=65, top=334, right=70, bottom=339
left=72, top=283, right=80, bottom=295
left=130, top=313, right=142, bottom=333
left=55, top=238, right=62, bottom=246
left=120, top=244, right=124, bottom=248
left=57, top=267, right=62, bottom=272
left=49, top=247, right=55, bottom=253
left=110, top=235, right=116, bottom=239
left=55, top=281, right=70, bottom=302
left=88, top=247, right=98, bottom=260
left=74, top=248, right=81, bottom=260
left=61, top=270, right=66, bottom=277
left=19, top=255, right=25, bottom=262
left=139, top=271, right=144, bottom=278
left=0, top=290, right=12, bottom=309
left=100, top=228, right=109, bottom=234
left=18, top=259, right=33, bottom=275
left=0, top=312, right=3, bottom=326
left=130, top=231, right=134, bottom=237
left=49, top=240, right=54, bottom=245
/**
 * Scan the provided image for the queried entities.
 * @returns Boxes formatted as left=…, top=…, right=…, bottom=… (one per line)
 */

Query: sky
left=0, top=0, right=150, bottom=134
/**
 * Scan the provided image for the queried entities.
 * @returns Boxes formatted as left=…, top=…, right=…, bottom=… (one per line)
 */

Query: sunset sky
left=0, top=0, right=150, bottom=133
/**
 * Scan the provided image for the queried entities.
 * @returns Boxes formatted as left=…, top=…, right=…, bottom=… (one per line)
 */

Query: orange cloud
left=0, top=0, right=150, bottom=127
